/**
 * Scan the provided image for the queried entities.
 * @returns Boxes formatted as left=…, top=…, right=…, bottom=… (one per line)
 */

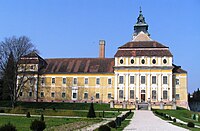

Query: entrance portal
left=141, top=94, right=145, bottom=102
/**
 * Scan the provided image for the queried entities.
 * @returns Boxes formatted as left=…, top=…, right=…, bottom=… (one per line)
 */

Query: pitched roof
left=43, top=58, right=114, bottom=74
left=119, top=41, right=168, bottom=49
left=115, top=49, right=172, bottom=57
left=133, top=31, right=152, bottom=41
left=173, top=64, right=187, bottom=74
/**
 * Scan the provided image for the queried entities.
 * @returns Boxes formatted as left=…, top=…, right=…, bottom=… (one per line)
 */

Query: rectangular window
left=108, top=93, right=112, bottom=99
left=41, top=78, right=45, bottom=85
left=29, top=92, right=32, bottom=97
left=108, top=78, right=112, bottom=85
left=130, top=90, right=134, bottom=99
left=152, top=76, right=156, bottom=84
left=96, top=93, right=100, bottom=99
left=130, top=76, right=134, bottom=84
left=141, top=76, right=146, bottom=84
left=30, top=78, right=35, bottom=85
left=73, top=93, right=77, bottom=99
left=73, top=78, right=77, bottom=85
left=163, top=76, right=168, bottom=84
left=62, top=92, right=66, bottom=98
left=119, top=90, right=124, bottom=99
left=52, top=78, right=55, bottom=84
left=175, top=79, right=179, bottom=85
left=96, top=78, right=100, bottom=85
left=40, top=92, right=44, bottom=97
left=152, top=90, right=156, bottom=100
left=84, top=92, right=88, bottom=99
left=19, top=92, right=23, bottom=96
left=85, top=78, right=88, bottom=85
left=163, top=91, right=168, bottom=99
left=176, top=94, right=180, bottom=100
left=119, top=76, right=124, bottom=84
left=51, top=92, right=55, bottom=98
left=63, top=78, right=66, bottom=84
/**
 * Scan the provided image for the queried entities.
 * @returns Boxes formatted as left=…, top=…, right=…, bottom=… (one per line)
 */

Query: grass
left=154, top=108, right=200, bottom=126
left=154, top=108, right=200, bottom=130
left=171, top=122, right=200, bottom=131
left=0, top=115, right=101, bottom=131
left=0, top=101, right=128, bottom=111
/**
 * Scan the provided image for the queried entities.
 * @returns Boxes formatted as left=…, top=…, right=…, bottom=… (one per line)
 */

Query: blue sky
left=0, top=0, right=199, bottom=93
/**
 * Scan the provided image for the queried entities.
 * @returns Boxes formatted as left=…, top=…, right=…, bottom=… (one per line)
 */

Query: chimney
left=99, top=40, right=105, bottom=58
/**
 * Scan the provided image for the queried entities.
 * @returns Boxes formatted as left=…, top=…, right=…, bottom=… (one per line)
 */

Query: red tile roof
left=115, top=50, right=173, bottom=57
left=119, top=41, right=168, bottom=48
left=43, top=58, right=114, bottom=74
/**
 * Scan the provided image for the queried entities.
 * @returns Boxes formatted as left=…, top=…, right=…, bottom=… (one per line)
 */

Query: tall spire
left=133, top=7, right=150, bottom=39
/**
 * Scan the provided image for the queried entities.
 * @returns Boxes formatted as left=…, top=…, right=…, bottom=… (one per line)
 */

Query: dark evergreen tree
left=0, top=79, right=3, bottom=100
left=2, top=52, right=15, bottom=100
left=87, top=102, right=96, bottom=118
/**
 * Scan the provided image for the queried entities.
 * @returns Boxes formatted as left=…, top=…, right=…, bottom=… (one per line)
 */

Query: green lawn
left=0, top=115, right=101, bottom=131
left=155, top=109, right=200, bottom=125
left=0, top=101, right=128, bottom=111
left=154, top=108, right=200, bottom=130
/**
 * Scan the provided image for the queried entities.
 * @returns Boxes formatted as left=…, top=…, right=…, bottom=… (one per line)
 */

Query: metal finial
left=139, top=6, right=142, bottom=14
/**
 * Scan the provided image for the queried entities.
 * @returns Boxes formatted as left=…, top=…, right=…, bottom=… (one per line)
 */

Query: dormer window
left=152, top=59, right=156, bottom=64
left=120, top=59, right=123, bottom=64
left=131, top=59, right=134, bottom=64
left=141, top=59, right=145, bottom=64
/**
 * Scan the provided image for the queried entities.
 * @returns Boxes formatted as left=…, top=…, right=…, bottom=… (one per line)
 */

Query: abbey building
left=18, top=10, right=188, bottom=109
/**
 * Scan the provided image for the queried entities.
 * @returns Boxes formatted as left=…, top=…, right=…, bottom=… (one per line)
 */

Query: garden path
left=123, top=110, right=188, bottom=131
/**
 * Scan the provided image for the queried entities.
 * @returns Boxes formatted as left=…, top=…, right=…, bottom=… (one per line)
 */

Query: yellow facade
left=18, top=10, right=188, bottom=110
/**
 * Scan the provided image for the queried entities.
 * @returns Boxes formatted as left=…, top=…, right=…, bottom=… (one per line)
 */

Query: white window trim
left=96, top=77, right=100, bottom=85
left=41, top=77, right=45, bottom=86
left=51, top=92, right=55, bottom=98
left=95, top=92, right=100, bottom=99
left=62, top=77, right=67, bottom=85
left=130, top=75, right=135, bottom=85
left=119, top=75, right=124, bottom=85
left=73, top=77, right=78, bottom=85
left=72, top=89, right=78, bottom=100
left=40, top=91, right=45, bottom=97
left=84, top=92, right=88, bottom=99
left=51, top=77, right=56, bottom=86
left=108, top=77, right=112, bottom=85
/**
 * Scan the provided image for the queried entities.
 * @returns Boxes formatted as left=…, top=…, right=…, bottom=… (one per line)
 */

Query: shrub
left=169, top=116, right=172, bottom=121
left=87, top=102, right=96, bottom=118
left=52, top=107, right=56, bottom=111
left=187, top=122, right=194, bottom=128
left=173, top=118, right=176, bottom=122
left=26, top=112, right=31, bottom=118
left=0, top=122, right=17, bottom=131
left=98, top=125, right=111, bottom=131
left=0, top=109, right=5, bottom=113
left=30, top=119, right=46, bottom=131
left=108, top=121, right=117, bottom=128
left=193, top=114, right=196, bottom=120
left=41, top=114, right=44, bottom=121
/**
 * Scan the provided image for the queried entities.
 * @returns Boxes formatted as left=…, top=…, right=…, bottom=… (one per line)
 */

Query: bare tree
left=0, top=36, right=38, bottom=108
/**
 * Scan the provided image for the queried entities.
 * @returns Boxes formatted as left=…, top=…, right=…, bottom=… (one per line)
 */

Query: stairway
left=138, top=102, right=149, bottom=110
